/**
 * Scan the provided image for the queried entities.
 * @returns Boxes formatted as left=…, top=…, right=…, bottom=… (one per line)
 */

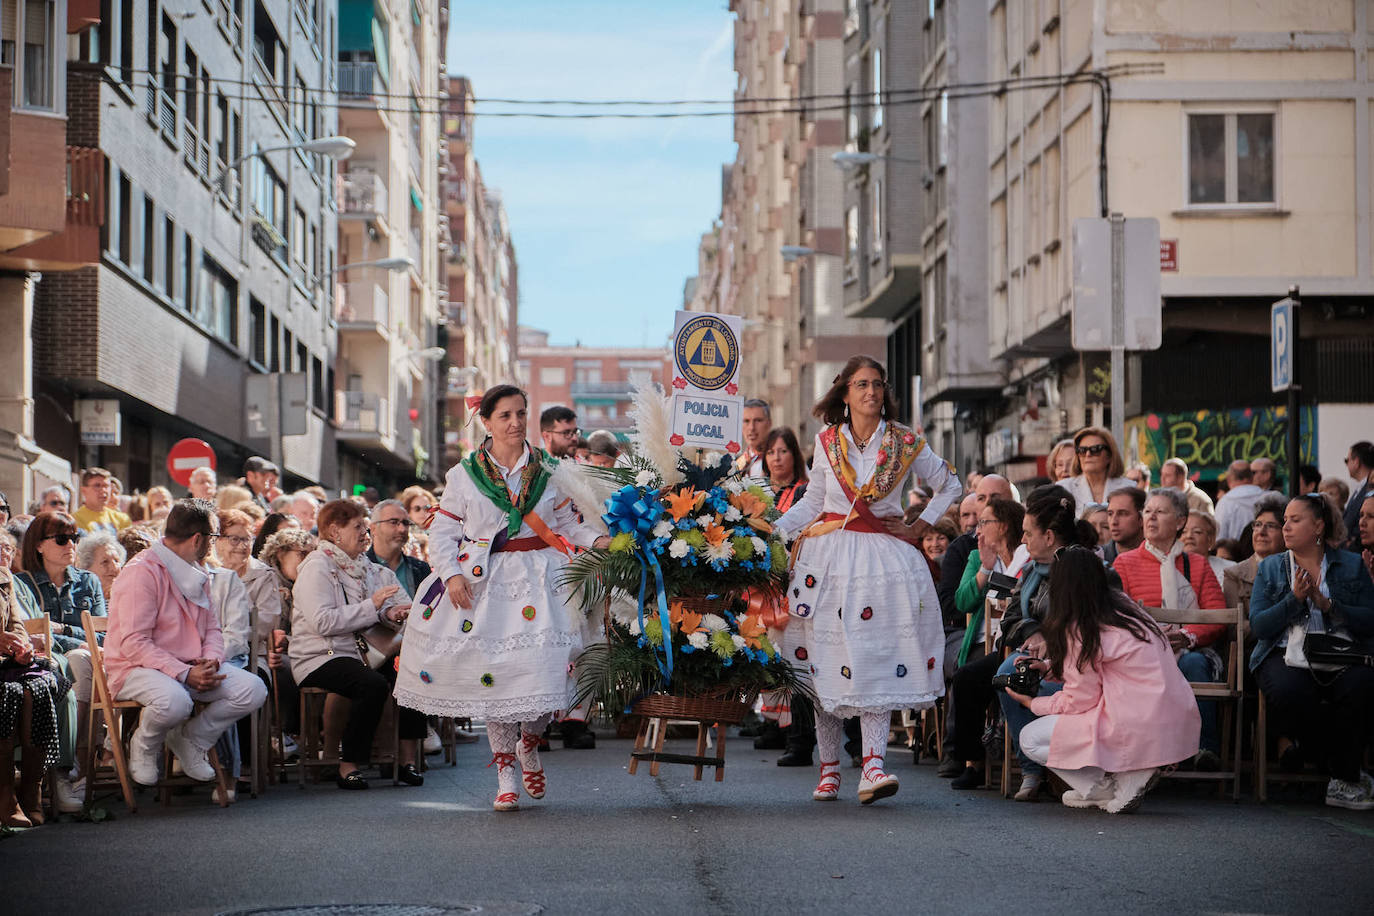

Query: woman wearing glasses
left=14, top=511, right=104, bottom=804
left=1060, top=426, right=1135, bottom=517
left=776, top=356, right=962, bottom=804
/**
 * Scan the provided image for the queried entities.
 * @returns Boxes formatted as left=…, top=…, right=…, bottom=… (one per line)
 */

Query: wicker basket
left=672, top=593, right=736, bottom=618
left=630, top=684, right=761, bottom=724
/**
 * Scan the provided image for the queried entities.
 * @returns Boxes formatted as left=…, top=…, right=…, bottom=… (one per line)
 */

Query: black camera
left=986, top=571, right=1019, bottom=599
left=991, top=657, right=1044, bottom=696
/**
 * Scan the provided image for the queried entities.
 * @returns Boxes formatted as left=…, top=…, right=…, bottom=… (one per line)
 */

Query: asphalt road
left=4, top=731, right=1373, bottom=915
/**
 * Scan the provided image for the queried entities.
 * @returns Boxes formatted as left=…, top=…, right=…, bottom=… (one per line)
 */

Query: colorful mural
left=1125, top=406, right=1317, bottom=482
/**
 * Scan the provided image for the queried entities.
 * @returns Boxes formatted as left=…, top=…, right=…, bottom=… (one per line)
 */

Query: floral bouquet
left=557, top=383, right=809, bottom=711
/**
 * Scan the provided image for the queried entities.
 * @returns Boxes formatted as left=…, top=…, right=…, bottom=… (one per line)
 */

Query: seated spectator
left=1160, top=458, right=1214, bottom=515
left=1249, top=492, right=1374, bottom=810
left=1112, top=488, right=1227, bottom=770
left=572, top=436, right=591, bottom=464
left=75, top=532, right=126, bottom=603
left=126, top=494, right=150, bottom=524
left=289, top=492, right=320, bottom=532
left=1082, top=503, right=1110, bottom=549
left=217, top=510, right=283, bottom=662
left=215, top=485, right=255, bottom=512
left=15, top=512, right=105, bottom=786
left=1319, top=477, right=1350, bottom=515
left=920, top=517, right=960, bottom=572
left=73, top=468, right=132, bottom=535
left=585, top=430, right=621, bottom=468
left=146, top=486, right=174, bottom=521
left=1125, top=462, right=1151, bottom=490
left=1047, top=438, right=1076, bottom=483
left=1359, top=493, right=1374, bottom=578
left=252, top=512, right=299, bottom=558
left=1214, top=539, right=1242, bottom=562
left=1224, top=494, right=1288, bottom=620
left=400, top=486, right=438, bottom=529
left=1004, top=546, right=1201, bottom=813
left=1061, top=427, right=1135, bottom=516
left=288, top=499, right=424, bottom=789
left=954, top=496, right=1027, bottom=676
left=207, top=535, right=255, bottom=798
left=1216, top=461, right=1265, bottom=542
left=1102, top=487, right=1146, bottom=564
left=367, top=501, right=430, bottom=600
left=1252, top=457, right=1280, bottom=492
left=188, top=467, right=218, bottom=502
left=1181, top=510, right=1234, bottom=590
left=117, top=525, right=157, bottom=562
left=104, top=500, right=267, bottom=786
left=1297, top=464, right=1322, bottom=496
left=259, top=528, right=316, bottom=745
left=36, top=486, right=70, bottom=515
left=1, top=566, right=71, bottom=827
left=1340, top=442, right=1374, bottom=552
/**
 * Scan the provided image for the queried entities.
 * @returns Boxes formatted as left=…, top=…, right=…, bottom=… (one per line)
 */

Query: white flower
left=731, top=634, right=747, bottom=650
left=724, top=505, right=742, bottom=522
left=703, top=541, right=734, bottom=563
left=687, top=631, right=710, bottom=650
left=695, top=514, right=715, bottom=529
left=750, top=536, right=768, bottom=556
left=652, top=520, right=674, bottom=539
left=627, top=618, right=642, bottom=636
left=725, top=479, right=744, bottom=494
left=701, top=613, right=729, bottom=632
left=635, top=469, right=657, bottom=487
left=669, top=538, right=690, bottom=559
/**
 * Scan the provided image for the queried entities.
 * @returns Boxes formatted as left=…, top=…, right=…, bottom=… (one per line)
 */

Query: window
left=194, top=255, right=238, bottom=344
left=296, top=341, right=307, bottom=376
left=252, top=1, right=284, bottom=86
left=937, top=92, right=949, bottom=168
left=1187, top=112, right=1275, bottom=205
left=250, top=154, right=287, bottom=258
left=250, top=299, right=267, bottom=365
left=141, top=196, right=155, bottom=280
left=291, top=204, right=307, bottom=273
left=844, top=205, right=859, bottom=282
left=268, top=314, right=280, bottom=370
left=157, top=13, right=177, bottom=133
left=292, top=71, right=308, bottom=139
left=312, top=356, right=325, bottom=411
left=844, top=85, right=858, bottom=152
left=573, top=360, right=602, bottom=385
left=183, top=46, right=200, bottom=139
left=539, top=366, right=566, bottom=386
left=870, top=49, right=882, bottom=130
left=182, top=234, right=194, bottom=310
left=115, top=172, right=132, bottom=263
left=2, top=0, right=58, bottom=110
left=163, top=215, right=176, bottom=295
left=870, top=179, right=883, bottom=258
left=215, top=93, right=230, bottom=164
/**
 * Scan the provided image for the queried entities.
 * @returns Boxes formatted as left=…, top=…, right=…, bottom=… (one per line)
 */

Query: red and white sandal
left=516, top=733, right=546, bottom=799
left=488, top=752, right=520, bottom=811
left=813, top=760, right=841, bottom=801
left=857, top=752, right=899, bottom=805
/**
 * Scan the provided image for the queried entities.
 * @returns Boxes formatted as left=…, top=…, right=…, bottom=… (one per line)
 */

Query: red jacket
left=1112, top=544, right=1227, bottom=645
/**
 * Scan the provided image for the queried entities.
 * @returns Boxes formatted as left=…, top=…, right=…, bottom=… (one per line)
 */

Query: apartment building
left=30, top=0, right=340, bottom=491
left=692, top=0, right=885, bottom=444
left=983, top=0, right=1374, bottom=480
left=0, top=0, right=91, bottom=503
left=335, top=0, right=445, bottom=490
left=440, top=75, right=519, bottom=466
left=516, top=326, right=671, bottom=443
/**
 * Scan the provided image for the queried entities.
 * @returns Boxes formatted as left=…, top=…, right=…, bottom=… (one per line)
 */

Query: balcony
left=409, top=226, right=424, bottom=264
left=335, top=390, right=390, bottom=445
left=336, top=279, right=390, bottom=342
left=338, top=61, right=382, bottom=98
left=570, top=380, right=633, bottom=401
left=340, top=167, right=388, bottom=224
left=443, top=177, right=466, bottom=214
left=3, top=146, right=103, bottom=268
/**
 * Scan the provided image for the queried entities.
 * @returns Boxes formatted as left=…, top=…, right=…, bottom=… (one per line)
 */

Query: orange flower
left=664, top=489, right=702, bottom=522
left=668, top=600, right=704, bottom=634
left=702, top=521, right=729, bottom=547
left=737, top=613, right=766, bottom=640
left=730, top=490, right=769, bottom=520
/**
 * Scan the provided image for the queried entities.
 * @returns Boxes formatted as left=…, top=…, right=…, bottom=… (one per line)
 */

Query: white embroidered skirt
left=393, top=547, right=586, bottom=722
left=782, top=529, right=945, bottom=718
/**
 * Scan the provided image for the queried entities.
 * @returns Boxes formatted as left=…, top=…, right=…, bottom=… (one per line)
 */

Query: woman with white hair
left=75, top=532, right=126, bottom=603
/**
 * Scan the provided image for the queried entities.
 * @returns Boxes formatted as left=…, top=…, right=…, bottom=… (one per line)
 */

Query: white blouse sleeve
left=430, top=464, right=469, bottom=584
left=776, top=434, right=828, bottom=542
left=915, top=441, right=962, bottom=526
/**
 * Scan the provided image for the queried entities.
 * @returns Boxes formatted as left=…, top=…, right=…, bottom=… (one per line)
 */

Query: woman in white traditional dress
left=393, top=385, right=609, bottom=811
left=777, top=356, right=962, bottom=804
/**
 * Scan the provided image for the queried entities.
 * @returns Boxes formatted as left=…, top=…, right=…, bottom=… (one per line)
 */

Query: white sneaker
left=1325, top=777, right=1374, bottom=811
left=211, top=784, right=237, bottom=805
left=164, top=726, right=216, bottom=782
left=1106, top=768, right=1159, bottom=814
left=857, top=760, right=899, bottom=805
left=1061, top=779, right=1116, bottom=810
left=423, top=726, right=443, bottom=755
left=128, top=746, right=161, bottom=786
left=282, top=735, right=299, bottom=757
left=54, top=775, right=86, bottom=813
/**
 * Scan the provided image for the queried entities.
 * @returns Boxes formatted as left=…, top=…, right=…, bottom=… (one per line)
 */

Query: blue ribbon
left=602, top=486, right=673, bottom=681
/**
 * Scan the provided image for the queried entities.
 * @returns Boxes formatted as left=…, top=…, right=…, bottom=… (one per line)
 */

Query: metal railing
left=570, top=380, right=633, bottom=398
left=337, top=279, right=390, bottom=325
left=66, top=147, right=105, bottom=225
left=335, top=391, right=388, bottom=436
left=340, top=167, right=388, bottom=217
left=338, top=61, right=381, bottom=98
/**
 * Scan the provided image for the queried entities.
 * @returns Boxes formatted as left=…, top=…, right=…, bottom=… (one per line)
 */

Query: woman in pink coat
left=1005, top=546, right=1200, bottom=813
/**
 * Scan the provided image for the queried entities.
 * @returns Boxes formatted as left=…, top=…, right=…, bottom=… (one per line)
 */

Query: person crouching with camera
left=1003, top=546, right=1200, bottom=813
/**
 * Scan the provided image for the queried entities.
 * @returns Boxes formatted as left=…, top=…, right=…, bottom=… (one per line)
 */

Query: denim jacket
left=1248, top=548, right=1374, bottom=671
left=15, top=565, right=107, bottom=652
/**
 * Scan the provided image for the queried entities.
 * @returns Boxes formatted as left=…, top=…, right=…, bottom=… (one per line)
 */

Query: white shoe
left=282, top=735, right=299, bottom=757
left=54, top=775, right=86, bottom=813
left=813, top=761, right=841, bottom=801
left=857, top=756, right=899, bottom=805
left=128, top=746, right=161, bottom=786
left=164, top=726, right=216, bottom=782
left=423, top=726, right=443, bottom=755
left=1105, top=768, right=1159, bottom=814
left=1326, top=776, right=1374, bottom=811
left=211, top=784, right=237, bottom=805
left=1061, top=779, right=1116, bottom=810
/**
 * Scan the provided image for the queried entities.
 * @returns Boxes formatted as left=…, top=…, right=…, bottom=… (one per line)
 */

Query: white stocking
left=521, top=713, right=552, bottom=739
left=860, top=711, right=890, bottom=775
left=486, top=720, right=521, bottom=798
left=815, top=709, right=844, bottom=766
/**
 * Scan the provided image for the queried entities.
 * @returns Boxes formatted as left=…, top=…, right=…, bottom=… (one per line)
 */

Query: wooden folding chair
left=1254, top=688, right=1328, bottom=802
left=296, top=683, right=401, bottom=787
left=1149, top=606, right=1246, bottom=801
left=81, top=613, right=141, bottom=813
left=21, top=617, right=59, bottom=819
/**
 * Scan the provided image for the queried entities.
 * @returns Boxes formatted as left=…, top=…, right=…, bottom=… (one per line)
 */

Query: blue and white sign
left=669, top=390, right=744, bottom=453
left=1271, top=297, right=1295, bottom=393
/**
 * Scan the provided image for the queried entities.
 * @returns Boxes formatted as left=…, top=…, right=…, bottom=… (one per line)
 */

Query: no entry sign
left=166, top=438, right=217, bottom=488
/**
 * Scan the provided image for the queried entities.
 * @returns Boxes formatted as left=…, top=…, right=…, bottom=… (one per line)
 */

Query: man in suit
left=1342, top=441, right=1374, bottom=551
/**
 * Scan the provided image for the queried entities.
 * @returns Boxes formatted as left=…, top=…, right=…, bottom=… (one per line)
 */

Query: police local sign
left=669, top=391, right=743, bottom=453
left=669, top=310, right=744, bottom=453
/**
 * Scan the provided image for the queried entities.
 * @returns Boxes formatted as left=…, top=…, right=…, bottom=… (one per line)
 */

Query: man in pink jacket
left=105, top=500, right=267, bottom=785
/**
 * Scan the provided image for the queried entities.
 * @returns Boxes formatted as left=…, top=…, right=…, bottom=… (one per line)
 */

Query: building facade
left=516, top=326, right=671, bottom=443
left=31, top=0, right=341, bottom=493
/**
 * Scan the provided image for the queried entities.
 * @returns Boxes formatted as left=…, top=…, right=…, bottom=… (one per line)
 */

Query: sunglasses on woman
left=45, top=533, right=81, bottom=547
left=1075, top=443, right=1109, bottom=456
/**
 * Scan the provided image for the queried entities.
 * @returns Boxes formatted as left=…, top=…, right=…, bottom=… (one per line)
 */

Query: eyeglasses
left=1075, top=444, right=1109, bottom=456
left=373, top=518, right=413, bottom=530
left=0, top=544, right=15, bottom=556
left=1252, top=521, right=1282, bottom=533
left=44, top=533, right=81, bottom=547
left=848, top=379, right=887, bottom=391
left=550, top=428, right=581, bottom=439
left=976, top=518, right=1002, bottom=528
left=221, top=535, right=253, bottom=547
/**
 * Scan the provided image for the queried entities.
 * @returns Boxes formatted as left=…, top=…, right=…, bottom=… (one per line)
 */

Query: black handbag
left=1303, top=629, right=1374, bottom=669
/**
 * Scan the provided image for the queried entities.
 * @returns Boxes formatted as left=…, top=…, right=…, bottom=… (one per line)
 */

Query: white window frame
left=4, top=0, right=64, bottom=113
left=1181, top=105, right=1280, bottom=211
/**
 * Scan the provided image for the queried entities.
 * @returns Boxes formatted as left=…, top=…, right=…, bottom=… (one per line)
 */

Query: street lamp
left=329, top=256, right=415, bottom=276
left=216, top=135, right=357, bottom=192
left=392, top=346, right=447, bottom=366
left=831, top=150, right=922, bottom=170
left=780, top=245, right=816, bottom=262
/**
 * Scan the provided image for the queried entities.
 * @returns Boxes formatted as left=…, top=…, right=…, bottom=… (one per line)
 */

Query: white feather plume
left=628, top=380, right=685, bottom=486
left=547, top=457, right=613, bottom=536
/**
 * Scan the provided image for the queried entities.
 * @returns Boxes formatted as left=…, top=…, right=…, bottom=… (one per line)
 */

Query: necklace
left=850, top=424, right=876, bottom=450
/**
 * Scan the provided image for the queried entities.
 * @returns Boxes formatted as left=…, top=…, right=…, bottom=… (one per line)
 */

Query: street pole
left=1286, top=284, right=1301, bottom=497
left=1109, top=212, right=1126, bottom=447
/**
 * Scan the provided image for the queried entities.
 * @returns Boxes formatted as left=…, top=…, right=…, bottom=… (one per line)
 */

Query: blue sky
left=446, top=2, right=736, bottom=348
